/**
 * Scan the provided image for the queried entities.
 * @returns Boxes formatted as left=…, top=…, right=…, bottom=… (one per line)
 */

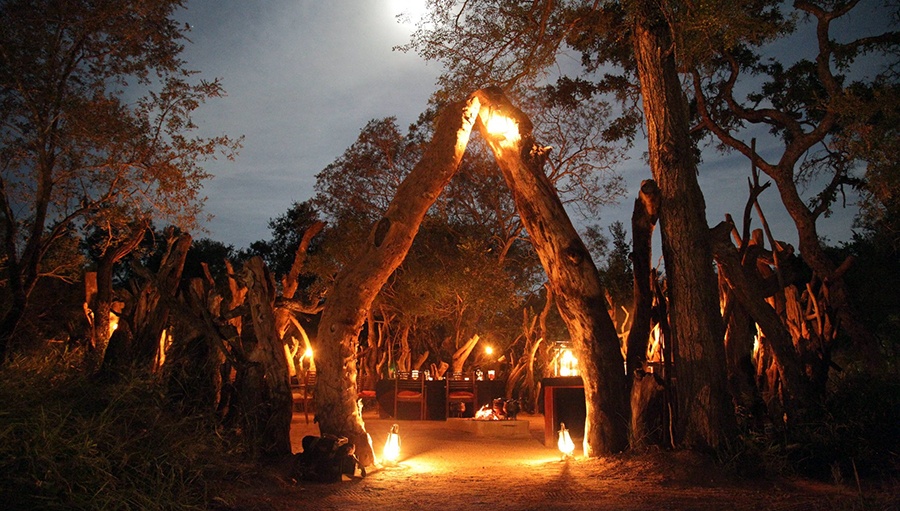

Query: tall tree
left=0, top=0, right=240, bottom=359
left=404, top=0, right=734, bottom=449
left=685, top=0, right=899, bottom=362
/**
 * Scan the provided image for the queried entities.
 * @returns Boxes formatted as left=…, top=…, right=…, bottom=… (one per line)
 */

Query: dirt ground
left=217, top=410, right=898, bottom=511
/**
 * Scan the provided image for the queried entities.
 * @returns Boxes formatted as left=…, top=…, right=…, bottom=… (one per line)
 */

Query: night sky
left=176, top=0, right=867, bottom=252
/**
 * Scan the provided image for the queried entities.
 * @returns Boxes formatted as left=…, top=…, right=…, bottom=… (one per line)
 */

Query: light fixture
left=383, top=424, right=401, bottom=465
left=558, top=422, right=575, bottom=459
left=480, top=105, right=521, bottom=149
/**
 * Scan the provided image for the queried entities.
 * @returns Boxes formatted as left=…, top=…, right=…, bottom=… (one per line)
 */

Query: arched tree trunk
left=473, top=87, right=629, bottom=456
left=314, top=99, right=480, bottom=467
left=632, top=3, right=735, bottom=450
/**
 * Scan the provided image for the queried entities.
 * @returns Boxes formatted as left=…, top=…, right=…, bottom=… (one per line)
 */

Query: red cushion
left=397, top=391, right=422, bottom=398
left=449, top=391, right=475, bottom=399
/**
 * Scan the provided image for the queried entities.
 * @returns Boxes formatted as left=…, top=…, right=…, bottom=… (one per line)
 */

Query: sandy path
left=221, top=411, right=876, bottom=511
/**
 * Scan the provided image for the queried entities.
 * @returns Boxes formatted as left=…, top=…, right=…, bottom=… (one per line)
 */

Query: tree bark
left=627, top=180, right=664, bottom=448
left=90, top=221, right=149, bottom=371
left=314, top=99, right=479, bottom=467
left=709, top=221, right=816, bottom=424
left=626, top=179, right=660, bottom=378
left=239, top=257, right=293, bottom=458
left=473, top=87, right=629, bottom=455
left=132, top=233, right=192, bottom=370
left=631, top=4, right=735, bottom=450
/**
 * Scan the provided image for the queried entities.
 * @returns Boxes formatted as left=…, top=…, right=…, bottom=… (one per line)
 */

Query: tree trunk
left=90, top=221, right=149, bottom=371
left=239, top=257, right=293, bottom=458
left=632, top=4, right=735, bottom=450
left=473, top=87, right=629, bottom=455
left=770, top=168, right=880, bottom=367
left=627, top=179, right=664, bottom=448
left=132, top=233, right=192, bottom=370
left=709, top=221, right=814, bottom=425
left=314, top=99, right=479, bottom=467
left=450, top=334, right=481, bottom=374
left=627, top=179, right=660, bottom=377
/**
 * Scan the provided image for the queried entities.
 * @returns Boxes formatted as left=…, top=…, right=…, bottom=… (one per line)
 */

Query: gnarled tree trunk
left=314, top=99, right=479, bottom=467
left=473, top=87, right=629, bottom=455
left=632, top=3, right=735, bottom=450
left=239, top=257, right=293, bottom=458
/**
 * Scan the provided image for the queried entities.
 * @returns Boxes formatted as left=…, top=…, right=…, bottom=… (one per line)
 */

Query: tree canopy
left=0, top=0, right=241, bottom=357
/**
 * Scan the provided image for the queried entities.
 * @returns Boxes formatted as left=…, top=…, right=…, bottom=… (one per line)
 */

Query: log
left=709, top=221, right=814, bottom=423
left=131, top=232, right=191, bottom=370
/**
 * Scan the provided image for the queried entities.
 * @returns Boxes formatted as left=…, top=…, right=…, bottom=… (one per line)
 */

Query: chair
left=447, top=372, right=477, bottom=418
left=394, top=373, right=426, bottom=420
left=292, top=370, right=317, bottom=424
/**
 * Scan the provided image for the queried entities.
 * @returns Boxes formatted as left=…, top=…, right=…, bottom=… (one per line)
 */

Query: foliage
left=184, top=237, right=237, bottom=285
left=239, top=200, right=321, bottom=283
left=0, top=0, right=241, bottom=355
left=826, top=227, right=900, bottom=358
left=0, top=348, right=246, bottom=510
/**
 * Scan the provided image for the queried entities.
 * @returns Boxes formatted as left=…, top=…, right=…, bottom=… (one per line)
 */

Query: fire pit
left=449, top=398, right=531, bottom=438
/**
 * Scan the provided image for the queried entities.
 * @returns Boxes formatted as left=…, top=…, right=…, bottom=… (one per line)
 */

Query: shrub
left=0, top=348, right=241, bottom=510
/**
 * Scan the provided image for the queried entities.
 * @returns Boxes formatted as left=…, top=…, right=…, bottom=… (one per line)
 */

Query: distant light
left=304, top=347, right=313, bottom=359
left=485, top=346, right=494, bottom=356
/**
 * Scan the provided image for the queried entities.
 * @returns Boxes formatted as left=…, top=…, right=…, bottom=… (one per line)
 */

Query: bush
left=0, top=348, right=242, bottom=510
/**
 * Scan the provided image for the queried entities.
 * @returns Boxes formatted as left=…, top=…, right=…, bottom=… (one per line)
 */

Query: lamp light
left=383, top=424, right=401, bottom=465
left=558, top=422, right=575, bottom=459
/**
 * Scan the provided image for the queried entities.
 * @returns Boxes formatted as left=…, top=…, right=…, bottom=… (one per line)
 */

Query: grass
left=0, top=347, right=248, bottom=510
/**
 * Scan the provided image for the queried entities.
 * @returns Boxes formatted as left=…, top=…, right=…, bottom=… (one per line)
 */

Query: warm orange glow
left=484, top=345, right=493, bottom=356
left=559, top=349, right=578, bottom=377
left=383, top=424, right=401, bottom=465
left=480, top=107, right=521, bottom=148
left=558, top=423, right=575, bottom=458
left=304, top=347, right=313, bottom=359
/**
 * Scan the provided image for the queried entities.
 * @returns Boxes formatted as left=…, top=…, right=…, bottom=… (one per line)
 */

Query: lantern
left=558, top=422, right=575, bottom=459
left=383, top=424, right=401, bottom=465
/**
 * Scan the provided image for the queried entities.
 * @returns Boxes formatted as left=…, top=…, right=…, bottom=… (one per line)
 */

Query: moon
left=388, top=0, right=430, bottom=29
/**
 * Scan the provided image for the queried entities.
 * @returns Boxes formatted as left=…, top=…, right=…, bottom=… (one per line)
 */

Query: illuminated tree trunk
left=314, top=99, right=478, bottom=467
left=709, top=221, right=814, bottom=424
left=627, top=180, right=665, bottom=449
left=626, top=180, right=660, bottom=378
left=132, top=233, right=192, bottom=369
left=89, top=220, right=149, bottom=371
left=632, top=4, right=735, bottom=450
left=473, top=88, right=629, bottom=455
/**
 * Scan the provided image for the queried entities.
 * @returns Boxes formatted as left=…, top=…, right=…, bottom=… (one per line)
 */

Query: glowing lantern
left=559, top=349, right=579, bottom=377
left=558, top=422, right=575, bottom=459
left=383, top=424, right=401, bottom=465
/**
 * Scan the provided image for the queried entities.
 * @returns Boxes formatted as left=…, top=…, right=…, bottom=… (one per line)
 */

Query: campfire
left=473, top=398, right=519, bottom=420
